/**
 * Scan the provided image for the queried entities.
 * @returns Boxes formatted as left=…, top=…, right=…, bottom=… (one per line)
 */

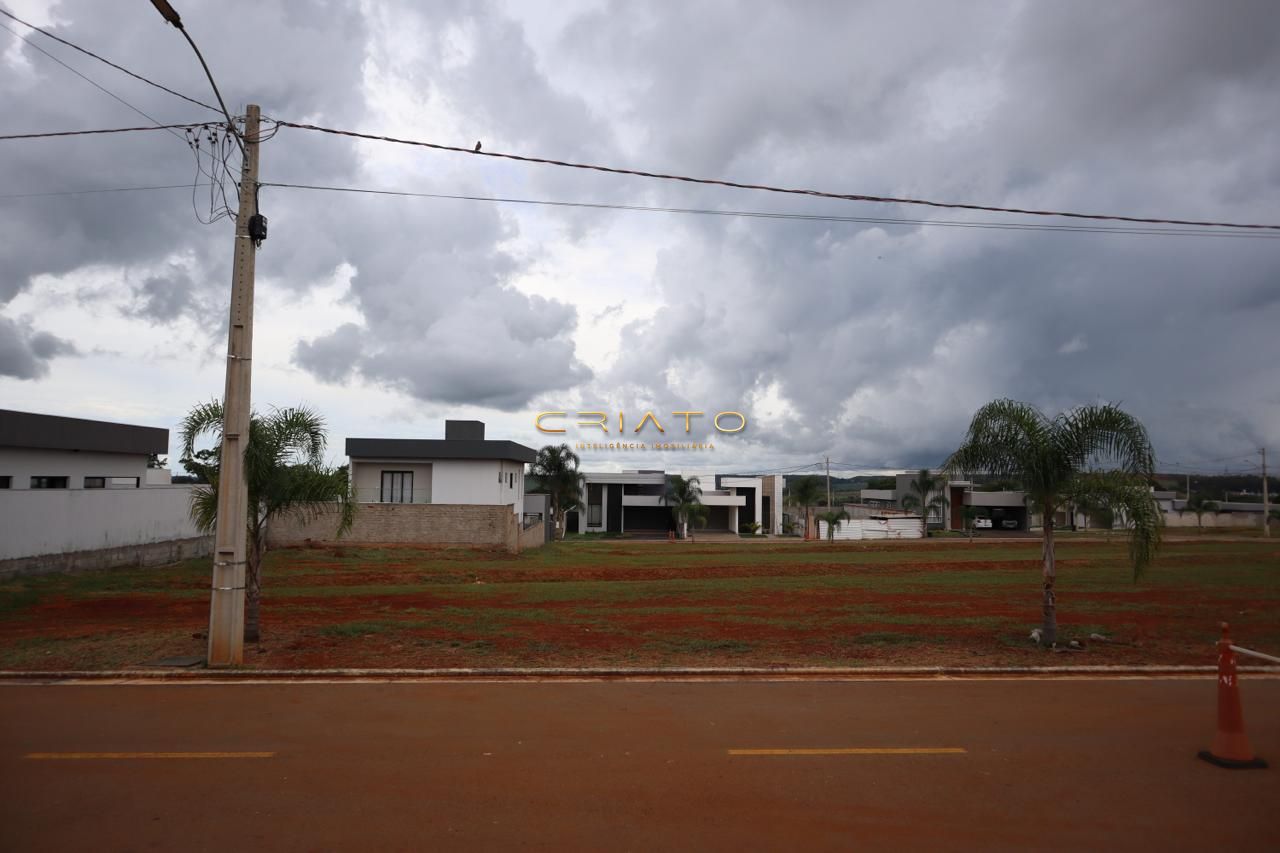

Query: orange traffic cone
left=1198, top=623, right=1268, bottom=769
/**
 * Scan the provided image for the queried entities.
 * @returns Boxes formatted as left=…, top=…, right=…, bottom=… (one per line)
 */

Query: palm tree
left=663, top=475, right=706, bottom=539
left=1181, top=493, right=1220, bottom=532
left=816, top=508, right=851, bottom=541
left=900, top=468, right=948, bottom=538
left=529, top=444, right=584, bottom=540
left=181, top=401, right=354, bottom=643
left=945, top=399, right=1161, bottom=647
left=789, top=476, right=824, bottom=539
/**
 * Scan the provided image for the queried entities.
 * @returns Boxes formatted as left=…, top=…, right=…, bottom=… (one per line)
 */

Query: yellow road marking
left=24, top=752, right=275, bottom=760
left=728, top=747, right=966, bottom=756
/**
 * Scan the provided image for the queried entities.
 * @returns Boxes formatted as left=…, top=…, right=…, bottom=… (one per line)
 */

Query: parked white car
left=973, top=517, right=993, bottom=529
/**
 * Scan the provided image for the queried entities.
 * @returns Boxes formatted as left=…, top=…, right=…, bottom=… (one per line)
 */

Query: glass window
left=380, top=470, right=413, bottom=503
left=587, top=482, right=603, bottom=526
left=0, top=476, right=11, bottom=489
left=31, top=476, right=70, bottom=489
left=85, top=477, right=106, bottom=489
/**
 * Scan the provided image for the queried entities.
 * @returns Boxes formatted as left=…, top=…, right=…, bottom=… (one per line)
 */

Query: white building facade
left=567, top=470, right=784, bottom=536
left=0, top=409, right=205, bottom=572
left=346, top=420, right=535, bottom=515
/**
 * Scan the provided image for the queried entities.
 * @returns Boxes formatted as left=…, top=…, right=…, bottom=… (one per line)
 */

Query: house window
left=85, top=477, right=106, bottom=489
left=31, top=476, right=69, bottom=489
left=380, top=470, right=413, bottom=503
left=587, top=482, right=603, bottom=526
left=508, top=472, right=514, bottom=488
left=0, top=476, right=11, bottom=489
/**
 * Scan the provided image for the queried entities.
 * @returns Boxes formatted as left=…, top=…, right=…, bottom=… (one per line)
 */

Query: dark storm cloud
left=124, top=268, right=197, bottom=322
left=3, top=1, right=589, bottom=406
left=0, top=1, right=371, bottom=307
left=0, top=315, right=77, bottom=379
left=556, top=0, right=1280, bottom=466
left=4, top=0, right=1278, bottom=465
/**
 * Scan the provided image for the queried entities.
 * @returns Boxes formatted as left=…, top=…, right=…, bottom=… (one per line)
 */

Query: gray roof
left=0, top=409, right=168, bottom=455
left=346, top=437, right=536, bottom=464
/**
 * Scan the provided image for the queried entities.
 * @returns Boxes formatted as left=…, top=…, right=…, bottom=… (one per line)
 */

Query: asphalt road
left=3, top=677, right=1278, bottom=851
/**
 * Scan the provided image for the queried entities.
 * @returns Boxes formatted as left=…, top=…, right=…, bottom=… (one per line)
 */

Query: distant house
left=856, top=475, right=1029, bottom=532
left=0, top=407, right=168, bottom=491
left=0, top=409, right=208, bottom=574
left=564, top=470, right=784, bottom=536
left=269, top=420, right=544, bottom=552
left=346, top=420, right=534, bottom=513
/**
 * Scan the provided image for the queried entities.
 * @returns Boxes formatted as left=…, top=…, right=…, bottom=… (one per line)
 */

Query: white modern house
left=345, top=420, right=535, bottom=514
left=0, top=408, right=206, bottom=573
left=0, top=407, right=170, bottom=491
left=566, top=470, right=784, bottom=536
left=270, top=420, right=543, bottom=553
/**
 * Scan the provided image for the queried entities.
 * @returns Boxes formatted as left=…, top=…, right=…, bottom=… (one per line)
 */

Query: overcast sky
left=2, top=0, right=1277, bottom=476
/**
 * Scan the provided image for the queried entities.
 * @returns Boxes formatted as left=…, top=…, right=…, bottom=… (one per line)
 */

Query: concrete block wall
left=518, top=520, right=546, bottom=551
left=267, top=503, right=521, bottom=550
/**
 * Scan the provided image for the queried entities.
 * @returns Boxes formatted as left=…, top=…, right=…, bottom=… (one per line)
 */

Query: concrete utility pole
left=1263, top=447, right=1270, bottom=538
left=207, top=105, right=261, bottom=666
left=826, top=457, right=832, bottom=509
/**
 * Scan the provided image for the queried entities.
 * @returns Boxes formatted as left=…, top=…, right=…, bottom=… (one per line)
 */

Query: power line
left=259, top=181, right=1280, bottom=240
left=0, top=123, right=215, bottom=141
left=0, top=183, right=210, bottom=199
left=0, top=6, right=217, bottom=113
left=272, top=120, right=1280, bottom=231
left=1, top=22, right=189, bottom=145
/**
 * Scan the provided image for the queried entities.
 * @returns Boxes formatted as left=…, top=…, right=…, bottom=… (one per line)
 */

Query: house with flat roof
left=269, top=420, right=544, bottom=553
left=0, top=409, right=207, bottom=573
left=345, top=419, right=535, bottom=514
left=0, top=407, right=170, bottom=491
left=565, top=470, right=784, bottom=537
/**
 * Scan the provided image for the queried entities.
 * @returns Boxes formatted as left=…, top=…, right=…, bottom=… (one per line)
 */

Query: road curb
left=2, top=665, right=1278, bottom=683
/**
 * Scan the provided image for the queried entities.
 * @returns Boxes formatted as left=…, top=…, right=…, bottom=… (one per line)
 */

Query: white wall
left=0, top=447, right=149, bottom=489
left=433, top=459, right=523, bottom=511
left=818, top=517, right=923, bottom=540
left=0, top=486, right=204, bottom=560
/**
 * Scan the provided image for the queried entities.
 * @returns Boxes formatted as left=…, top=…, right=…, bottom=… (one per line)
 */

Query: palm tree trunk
left=244, top=534, right=263, bottom=643
left=1041, top=517, right=1057, bottom=647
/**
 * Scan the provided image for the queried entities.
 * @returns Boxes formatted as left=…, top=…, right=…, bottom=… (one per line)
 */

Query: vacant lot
left=1, top=538, right=1276, bottom=670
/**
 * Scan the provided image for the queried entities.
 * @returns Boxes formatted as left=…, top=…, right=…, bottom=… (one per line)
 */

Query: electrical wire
left=0, top=6, right=217, bottom=112
left=271, top=120, right=1280, bottom=231
left=258, top=181, right=1280, bottom=240
left=1, top=22, right=190, bottom=145
left=1, top=21, right=238, bottom=225
left=0, top=123, right=214, bottom=141
left=0, top=183, right=210, bottom=199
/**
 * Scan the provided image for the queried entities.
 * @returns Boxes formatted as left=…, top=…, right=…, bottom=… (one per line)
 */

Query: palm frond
left=188, top=484, right=219, bottom=535
left=946, top=400, right=1045, bottom=471
left=1058, top=403, right=1155, bottom=476
left=179, top=399, right=225, bottom=460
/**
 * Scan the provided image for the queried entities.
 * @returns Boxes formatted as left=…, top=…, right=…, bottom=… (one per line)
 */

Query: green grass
left=2, top=537, right=1278, bottom=670
left=317, top=620, right=404, bottom=638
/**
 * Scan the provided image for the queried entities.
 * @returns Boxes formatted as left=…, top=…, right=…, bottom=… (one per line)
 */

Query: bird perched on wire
left=474, top=140, right=482, bottom=152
